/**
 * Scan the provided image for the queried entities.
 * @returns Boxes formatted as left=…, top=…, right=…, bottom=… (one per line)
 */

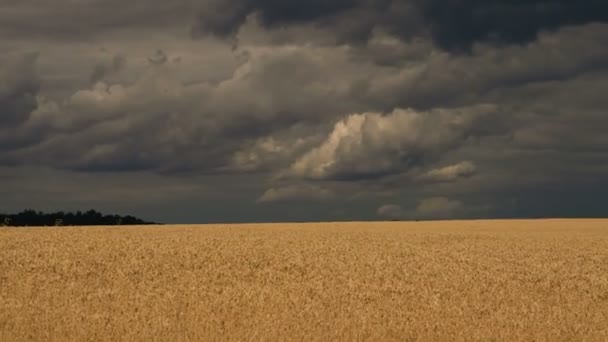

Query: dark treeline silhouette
left=0, top=210, right=157, bottom=227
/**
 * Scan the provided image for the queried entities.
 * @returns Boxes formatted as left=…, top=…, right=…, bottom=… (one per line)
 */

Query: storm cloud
left=194, top=0, right=608, bottom=50
left=0, top=53, right=40, bottom=126
left=420, top=0, right=608, bottom=51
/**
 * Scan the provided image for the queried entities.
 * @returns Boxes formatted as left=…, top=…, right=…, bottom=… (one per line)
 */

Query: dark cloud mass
left=0, top=53, right=40, bottom=126
left=421, top=0, right=608, bottom=50
left=194, top=0, right=608, bottom=50
left=193, top=0, right=364, bottom=37
left=0, top=1, right=607, bottom=222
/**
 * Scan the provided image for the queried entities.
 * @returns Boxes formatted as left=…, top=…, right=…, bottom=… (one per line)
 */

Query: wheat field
left=1, top=220, right=607, bottom=341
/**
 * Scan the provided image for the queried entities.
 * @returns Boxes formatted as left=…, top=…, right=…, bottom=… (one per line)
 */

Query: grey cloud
left=3, top=24, right=606, bottom=185
left=364, top=24, right=608, bottom=111
left=0, top=96, right=59, bottom=156
left=5, top=72, right=205, bottom=172
left=5, top=45, right=362, bottom=173
left=0, top=53, right=40, bottom=127
left=507, top=72, right=608, bottom=153
left=0, top=53, right=49, bottom=159
left=90, top=55, right=127, bottom=84
left=348, top=33, right=433, bottom=67
left=148, top=50, right=168, bottom=66
left=192, top=45, right=368, bottom=145
left=90, top=65, right=107, bottom=84
left=480, top=71, right=608, bottom=196
left=0, top=1, right=194, bottom=40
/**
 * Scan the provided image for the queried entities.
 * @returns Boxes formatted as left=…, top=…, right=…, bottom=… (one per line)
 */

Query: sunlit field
left=1, top=220, right=607, bottom=341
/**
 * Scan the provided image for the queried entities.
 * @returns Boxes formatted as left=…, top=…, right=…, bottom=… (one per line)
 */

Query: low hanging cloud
left=257, top=184, right=334, bottom=203
left=377, top=204, right=404, bottom=219
left=419, top=161, right=476, bottom=183
left=416, top=197, right=463, bottom=218
left=289, top=104, right=500, bottom=181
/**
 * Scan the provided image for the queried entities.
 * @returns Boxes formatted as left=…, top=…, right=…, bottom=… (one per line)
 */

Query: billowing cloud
left=289, top=105, right=500, bottom=181
left=2, top=44, right=360, bottom=173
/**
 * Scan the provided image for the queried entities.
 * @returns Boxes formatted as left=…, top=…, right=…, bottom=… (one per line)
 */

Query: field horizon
left=2, top=219, right=607, bottom=340
left=7, top=217, right=607, bottom=228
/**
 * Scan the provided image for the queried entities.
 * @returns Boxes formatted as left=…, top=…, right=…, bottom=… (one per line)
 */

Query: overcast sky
left=1, top=1, right=607, bottom=223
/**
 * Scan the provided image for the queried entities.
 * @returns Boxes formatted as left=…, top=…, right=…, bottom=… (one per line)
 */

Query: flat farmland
left=1, top=220, right=607, bottom=341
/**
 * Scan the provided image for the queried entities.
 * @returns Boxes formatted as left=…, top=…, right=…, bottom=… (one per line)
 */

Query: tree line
left=0, top=210, right=157, bottom=227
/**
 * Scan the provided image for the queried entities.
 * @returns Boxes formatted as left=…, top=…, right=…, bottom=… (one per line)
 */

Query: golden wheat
left=1, top=220, right=607, bottom=341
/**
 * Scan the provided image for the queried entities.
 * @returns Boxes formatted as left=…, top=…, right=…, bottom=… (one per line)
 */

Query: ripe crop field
left=1, top=220, right=607, bottom=341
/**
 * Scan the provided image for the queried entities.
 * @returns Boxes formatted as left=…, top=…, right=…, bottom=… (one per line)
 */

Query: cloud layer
left=0, top=1, right=607, bottom=222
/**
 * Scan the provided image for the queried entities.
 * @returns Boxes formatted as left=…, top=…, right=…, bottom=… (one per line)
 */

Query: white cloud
left=230, top=131, right=323, bottom=173
left=289, top=105, right=497, bottom=180
left=419, top=161, right=476, bottom=183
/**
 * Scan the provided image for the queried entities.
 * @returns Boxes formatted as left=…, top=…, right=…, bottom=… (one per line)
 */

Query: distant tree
left=0, top=210, right=156, bottom=227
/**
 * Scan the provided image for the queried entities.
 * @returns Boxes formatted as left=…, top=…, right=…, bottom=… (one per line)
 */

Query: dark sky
left=1, top=1, right=608, bottom=223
